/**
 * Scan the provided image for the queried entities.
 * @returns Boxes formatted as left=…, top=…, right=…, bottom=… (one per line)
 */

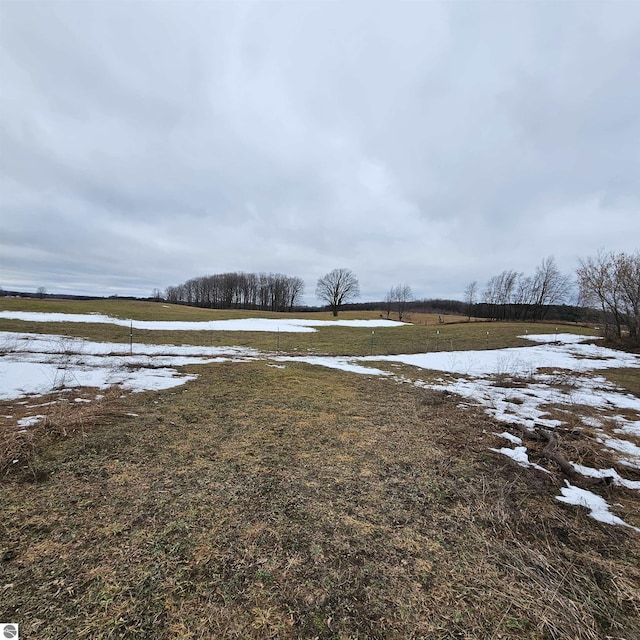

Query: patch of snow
left=2, top=331, right=260, bottom=358
left=556, top=481, right=639, bottom=531
left=0, top=332, right=262, bottom=401
left=489, top=445, right=528, bottom=466
left=569, top=463, right=640, bottom=490
left=74, top=398, right=92, bottom=403
left=364, top=342, right=639, bottom=377
left=494, top=431, right=523, bottom=445
left=424, top=376, right=563, bottom=430
left=121, top=368, right=200, bottom=393
left=614, top=419, right=640, bottom=438
left=17, top=415, right=45, bottom=427
left=0, top=333, right=259, bottom=400
left=600, top=437, right=640, bottom=469
left=520, top=333, right=600, bottom=344
left=277, top=356, right=389, bottom=376
left=0, top=311, right=406, bottom=333
left=489, top=445, right=550, bottom=473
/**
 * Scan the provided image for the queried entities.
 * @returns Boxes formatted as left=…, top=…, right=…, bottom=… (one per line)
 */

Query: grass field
left=1, top=300, right=639, bottom=639
left=0, top=297, right=593, bottom=355
left=0, top=297, right=470, bottom=323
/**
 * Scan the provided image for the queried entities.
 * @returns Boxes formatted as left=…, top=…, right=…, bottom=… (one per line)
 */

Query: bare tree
left=36, top=286, right=47, bottom=299
left=285, top=276, right=305, bottom=311
left=578, top=250, right=640, bottom=343
left=384, top=288, right=394, bottom=319
left=617, top=252, right=640, bottom=343
left=530, top=256, right=573, bottom=320
left=578, top=251, right=623, bottom=338
left=511, top=275, right=534, bottom=320
left=479, top=257, right=573, bottom=321
left=316, top=268, right=360, bottom=316
left=463, top=281, right=478, bottom=321
left=483, top=270, right=520, bottom=320
left=394, top=284, right=413, bottom=321
left=384, top=284, right=413, bottom=320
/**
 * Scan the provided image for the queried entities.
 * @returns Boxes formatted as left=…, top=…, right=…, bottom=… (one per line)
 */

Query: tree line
left=164, top=268, right=362, bottom=316
left=159, top=251, right=638, bottom=346
left=466, top=256, right=573, bottom=322
left=165, top=272, right=304, bottom=312
left=464, top=251, right=639, bottom=346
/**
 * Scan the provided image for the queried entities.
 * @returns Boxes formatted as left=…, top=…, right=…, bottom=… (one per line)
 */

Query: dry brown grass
left=1, top=362, right=638, bottom=639
left=0, top=387, right=128, bottom=479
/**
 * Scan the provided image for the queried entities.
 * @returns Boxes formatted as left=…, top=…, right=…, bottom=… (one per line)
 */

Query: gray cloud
left=1, top=1, right=639, bottom=302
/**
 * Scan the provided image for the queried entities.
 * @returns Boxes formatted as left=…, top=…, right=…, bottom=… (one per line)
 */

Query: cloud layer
left=1, top=1, right=639, bottom=302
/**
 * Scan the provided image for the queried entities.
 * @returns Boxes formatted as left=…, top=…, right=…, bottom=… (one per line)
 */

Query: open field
left=0, top=298, right=593, bottom=355
left=0, top=298, right=468, bottom=324
left=1, top=300, right=639, bottom=639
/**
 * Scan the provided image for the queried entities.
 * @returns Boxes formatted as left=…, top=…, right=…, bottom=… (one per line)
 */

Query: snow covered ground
left=0, top=311, right=405, bottom=332
left=363, top=334, right=637, bottom=376
left=557, top=482, right=639, bottom=532
left=0, top=332, right=257, bottom=399
left=2, top=328, right=639, bottom=531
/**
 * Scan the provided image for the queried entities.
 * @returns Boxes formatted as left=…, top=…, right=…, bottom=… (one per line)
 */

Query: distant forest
left=164, top=272, right=305, bottom=312
left=338, top=299, right=593, bottom=323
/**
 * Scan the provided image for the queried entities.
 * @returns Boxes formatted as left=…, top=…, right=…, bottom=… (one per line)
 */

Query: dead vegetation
left=0, top=387, right=129, bottom=479
left=1, top=362, right=639, bottom=639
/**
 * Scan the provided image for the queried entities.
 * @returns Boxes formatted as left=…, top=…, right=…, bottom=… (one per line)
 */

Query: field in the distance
left=1, top=299, right=638, bottom=640
left=0, top=297, right=469, bottom=323
left=0, top=297, right=592, bottom=355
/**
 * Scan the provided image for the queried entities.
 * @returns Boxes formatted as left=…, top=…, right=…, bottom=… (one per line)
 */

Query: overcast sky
left=1, top=1, right=639, bottom=304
